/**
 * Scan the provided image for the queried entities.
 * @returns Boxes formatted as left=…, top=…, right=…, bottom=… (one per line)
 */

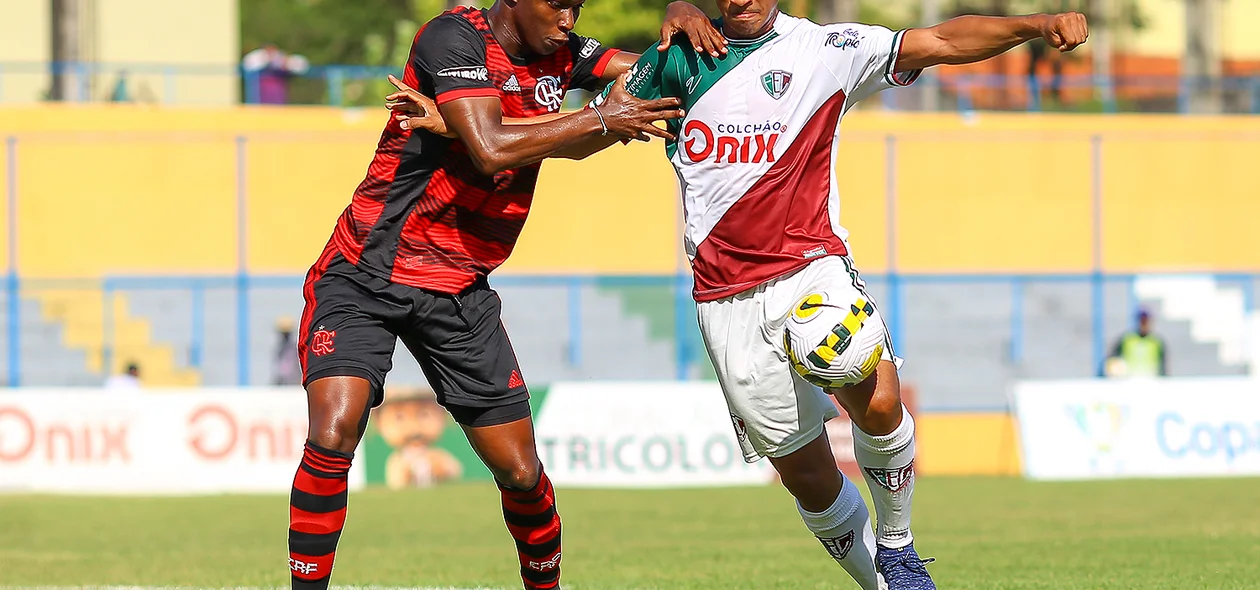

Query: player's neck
left=487, top=2, right=529, bottom=59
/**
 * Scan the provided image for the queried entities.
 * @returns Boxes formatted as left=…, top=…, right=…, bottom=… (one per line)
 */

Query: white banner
left=1012, top=378, right=1260, bottom=480
left=0, top=388, right=365, bottom=494
left=534, top=382, right=774, bottom=488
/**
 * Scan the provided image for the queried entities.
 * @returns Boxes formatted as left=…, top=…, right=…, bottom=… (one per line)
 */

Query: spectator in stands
left=241, top=44, right=309, bottom=104
left=1105, top=308, right=1167, bottom=378
left=109, top=70, right=132, bottom=102
left=105, top=362, right=142, bottom=389
left=273, top=316, right=301, bottom=386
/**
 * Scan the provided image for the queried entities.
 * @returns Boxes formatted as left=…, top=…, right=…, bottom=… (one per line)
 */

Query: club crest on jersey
left=761, top=70, right=792, bottom=100
left=864, top=462, right=915, bottom=492
left=311, top=328, right=336, bottom=356
left=826, top=29, right=862, bottom=50
left=534, top=75, right=564, bottom=112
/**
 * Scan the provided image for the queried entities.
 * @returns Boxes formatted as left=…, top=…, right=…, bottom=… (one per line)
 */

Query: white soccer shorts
left=697, top=255, right=902, bottom=462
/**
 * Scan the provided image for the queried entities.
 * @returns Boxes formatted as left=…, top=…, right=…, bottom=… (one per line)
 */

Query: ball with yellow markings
left=783, top=292, right=887, bottom=388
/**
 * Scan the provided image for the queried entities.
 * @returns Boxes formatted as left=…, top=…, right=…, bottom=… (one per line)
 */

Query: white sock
left=797, top=473, right=882, bottom=590
left=852, top=405, right=916, bottom=549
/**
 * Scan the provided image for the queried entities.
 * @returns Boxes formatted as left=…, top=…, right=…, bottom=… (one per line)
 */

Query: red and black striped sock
left=288, top=441, right=352, bottom=590
left=501, top=470, right=563, bottom=590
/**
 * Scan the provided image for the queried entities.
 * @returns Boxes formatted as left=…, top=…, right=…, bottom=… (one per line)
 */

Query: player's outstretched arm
left=896, top=12, right=1087, bottom=72
left=387, top=75, right=638, bottom=162
left=385, top=73, right=668, bottom=162
left=387, top=75, right=569, bottom=134
left=439, top=71, right=683, bottom=174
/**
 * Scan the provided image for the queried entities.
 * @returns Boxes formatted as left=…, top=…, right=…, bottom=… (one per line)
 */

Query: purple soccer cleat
left=876, top=543, right=937, bottom=590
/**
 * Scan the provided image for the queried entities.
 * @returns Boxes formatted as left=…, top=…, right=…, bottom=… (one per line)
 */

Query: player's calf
left=461, top=410, right=563, bottom=590
left=832, top=363, right=918, bottom=550
left=289, top=376, right=375, bottom=590
left=289, top=441, right=353, bottom=590
left=798, top=473, right=884, bottom=590
left=770, top=434, right=883, bottom=590
left=500, top=471, right=563, bottom=590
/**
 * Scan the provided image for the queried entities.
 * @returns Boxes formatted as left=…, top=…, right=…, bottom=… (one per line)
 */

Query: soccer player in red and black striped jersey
left=287, top=2, right=724, bottom=590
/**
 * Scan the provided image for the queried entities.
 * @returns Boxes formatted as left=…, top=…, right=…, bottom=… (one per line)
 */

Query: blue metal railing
left=2, top=60, right=1259, bottom=113
left=928, top=72, right=1260, bottom=114
left=5, top=270, right=1257, bottom=388
left=3, top=127, right=1259, bottom=387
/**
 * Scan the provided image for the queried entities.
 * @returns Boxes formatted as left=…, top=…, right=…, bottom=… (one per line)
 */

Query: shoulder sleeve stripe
left=592, top=49, right=623, bottom=78
left=435, top=87, right=501, bottom=105
left=883, top=30, right=922, bottom=87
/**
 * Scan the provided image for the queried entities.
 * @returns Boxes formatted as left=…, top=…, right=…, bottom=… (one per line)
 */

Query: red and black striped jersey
left=329, top=6, right=620, bottom=293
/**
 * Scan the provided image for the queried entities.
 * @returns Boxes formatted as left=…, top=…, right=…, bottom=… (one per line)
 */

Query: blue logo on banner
left=1156, top=413, right=1260, bottom=463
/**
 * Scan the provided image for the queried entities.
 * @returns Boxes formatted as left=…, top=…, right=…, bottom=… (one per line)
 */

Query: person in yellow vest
left=1105, top=309, right=1167, bottom=378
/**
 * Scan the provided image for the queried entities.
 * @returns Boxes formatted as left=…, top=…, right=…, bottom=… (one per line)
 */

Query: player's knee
left=777, top=462, right=843, bottom=508
left=791, top=463, right=839, bottom=489
left=854, top=389, right=904, bottom=436
left=495, top=461, right=542, bottom=491
left=304, top=376, right=375, bottom=454
left=868, top=386, right=902, bottom=419
left=307, top=416, right=362, bottom=455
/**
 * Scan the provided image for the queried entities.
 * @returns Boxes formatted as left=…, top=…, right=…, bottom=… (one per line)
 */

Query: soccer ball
left=784, top=292, right=886, bottom=388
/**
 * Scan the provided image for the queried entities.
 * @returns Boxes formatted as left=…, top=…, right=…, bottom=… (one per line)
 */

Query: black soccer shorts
left=298, top=249, right=530, bottom=427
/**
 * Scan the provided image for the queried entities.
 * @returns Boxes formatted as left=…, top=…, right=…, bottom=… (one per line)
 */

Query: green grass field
left=2, top=477, right=1259, bottom=589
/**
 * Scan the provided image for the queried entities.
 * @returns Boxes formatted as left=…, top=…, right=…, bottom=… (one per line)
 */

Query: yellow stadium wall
left=915, top=412, right=1021, bottom=476
left=2, top=106, right=1259, bottom=278
left=0, top=0, right=239, bottom=105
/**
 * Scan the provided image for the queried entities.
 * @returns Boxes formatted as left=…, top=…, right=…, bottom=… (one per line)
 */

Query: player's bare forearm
left=424, top=109, right=613, bottom=159
left=503, top=113, right=571, bottom=125
left=453, top=111, right=619, bottom=159
left=897, top=13, right=1087, bottom=72
left=598, top=51, right=642, bottom=85
left=485, top=112, right=625, bottom=159
left=437, top=110, right=618, bottom=159
left=440, top=97, right=606, bottom=174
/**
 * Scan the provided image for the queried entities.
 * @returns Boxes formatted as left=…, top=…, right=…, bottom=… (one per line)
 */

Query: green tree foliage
left=241, top=0, right=689, bottom=65
left=241, top=0, right=418, bottom=104
left=240, top=0, right=687, bottom=104
left=240, top=0, right=418, bottom=66
left=575, top=0, right=709, bottom=51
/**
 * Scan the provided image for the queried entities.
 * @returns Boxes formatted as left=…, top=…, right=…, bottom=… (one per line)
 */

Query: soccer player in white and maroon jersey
left=586, top=4, right=1085, bottom=588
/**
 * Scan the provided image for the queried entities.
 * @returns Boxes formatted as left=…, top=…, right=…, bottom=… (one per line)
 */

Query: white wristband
left=591, top=105, right=609, bottom=136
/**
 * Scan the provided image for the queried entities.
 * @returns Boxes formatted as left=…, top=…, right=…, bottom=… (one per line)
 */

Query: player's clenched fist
left=593, top=71, right=685, bottom=142
left=1040, top=12, right=1088, bottom=52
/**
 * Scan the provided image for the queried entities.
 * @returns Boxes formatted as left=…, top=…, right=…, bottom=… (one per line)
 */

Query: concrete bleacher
left=8, top=276, right=1251, bottom=408
left=0, top=294, right=99, bottom=386
left=90, top=281, right=682, bottom=388
left=893, top=280, right=1246, bottom=410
